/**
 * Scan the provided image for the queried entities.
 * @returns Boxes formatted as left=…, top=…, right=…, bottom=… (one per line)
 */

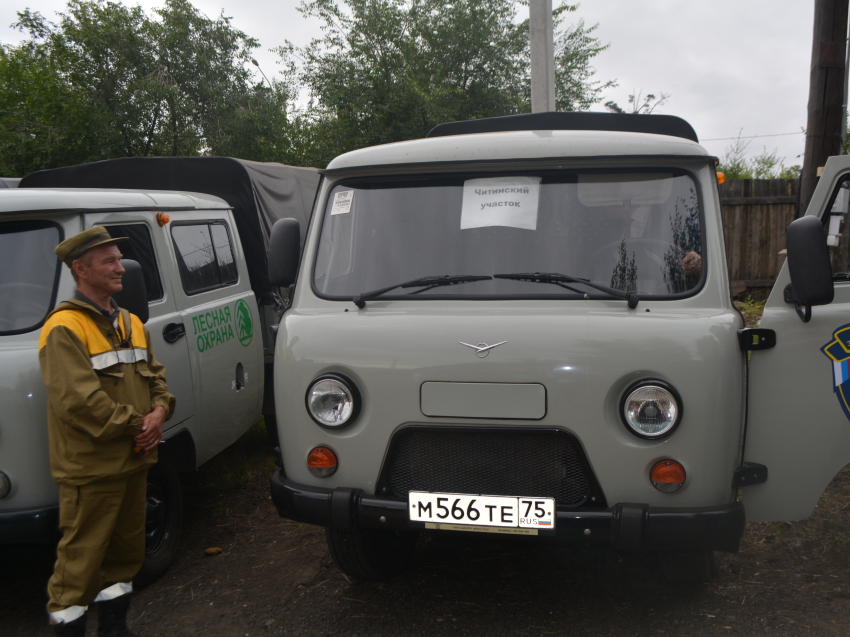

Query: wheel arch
left=161, top=427, right=196, bottom=473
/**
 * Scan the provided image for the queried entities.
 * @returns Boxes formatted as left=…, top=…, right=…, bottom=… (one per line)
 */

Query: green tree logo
left=235, top=299, right=253, bottom=346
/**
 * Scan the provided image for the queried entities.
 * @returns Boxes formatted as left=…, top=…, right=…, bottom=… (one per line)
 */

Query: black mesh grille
left=384, top=428, right=591, bottom=507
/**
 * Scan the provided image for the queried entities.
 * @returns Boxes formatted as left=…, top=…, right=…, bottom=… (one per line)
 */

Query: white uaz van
left=267, top=112, right=850, bottom=582
left=1, top=158, right=319, bottom=582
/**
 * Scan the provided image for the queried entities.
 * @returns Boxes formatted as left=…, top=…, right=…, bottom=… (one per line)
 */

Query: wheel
left=134, top=458, right=183, bottom=587
left=325, top=527, right=419, bottom=581
left=656, top=550, right=718, bottom=583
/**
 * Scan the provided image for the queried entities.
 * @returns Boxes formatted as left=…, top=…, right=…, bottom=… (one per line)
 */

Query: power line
left=702, top=132, right=805, bottom=142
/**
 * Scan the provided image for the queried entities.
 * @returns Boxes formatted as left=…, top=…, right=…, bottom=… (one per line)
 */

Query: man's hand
left=679, top=251, right=702, bottom=277
left=134, top=406, right=166, bottom=458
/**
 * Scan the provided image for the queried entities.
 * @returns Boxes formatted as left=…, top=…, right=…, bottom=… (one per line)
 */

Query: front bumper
left=270, top=471, right=745, bottom=553
left=0, top=505, right=60, bottom=544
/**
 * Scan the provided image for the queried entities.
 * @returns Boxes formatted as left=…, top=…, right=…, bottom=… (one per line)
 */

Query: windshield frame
left=310, top=165, right=708, bottom=303
left=0, top=219, right=64, bottom=336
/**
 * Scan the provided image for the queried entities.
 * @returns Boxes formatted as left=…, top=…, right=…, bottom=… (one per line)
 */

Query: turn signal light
left=307, top=446, right=338, bottom=477
left=156, top=213, right=171, bottom=226
left=716, top=171, right=726, bottom=185
left=650, top=459, right=686, bottom=493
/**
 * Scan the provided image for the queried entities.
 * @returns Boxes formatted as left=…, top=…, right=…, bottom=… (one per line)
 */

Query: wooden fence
left=718, top=179, right=798, bottom=293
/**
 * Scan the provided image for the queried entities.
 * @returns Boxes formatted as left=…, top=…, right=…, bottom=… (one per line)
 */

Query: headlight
left=306, top=374, right=360, bottom=429
left=620, top=381, right=681, bottom=439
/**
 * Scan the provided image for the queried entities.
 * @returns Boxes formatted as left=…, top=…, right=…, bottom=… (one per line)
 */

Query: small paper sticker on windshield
left=461, top=177, right=540, bottom=230
left=331, top=190, right=354, bottom=215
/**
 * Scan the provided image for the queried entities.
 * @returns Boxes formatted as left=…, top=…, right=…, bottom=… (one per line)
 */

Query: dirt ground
left=4, top=427, right=850, bottom=637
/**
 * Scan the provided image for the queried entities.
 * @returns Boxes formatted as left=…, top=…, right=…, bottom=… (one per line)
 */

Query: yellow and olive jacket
left=38, top=298, right=176, bottom=485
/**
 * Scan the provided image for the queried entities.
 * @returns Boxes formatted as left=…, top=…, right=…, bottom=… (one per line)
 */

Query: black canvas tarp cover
left=20, top=157, right=320, bottom=303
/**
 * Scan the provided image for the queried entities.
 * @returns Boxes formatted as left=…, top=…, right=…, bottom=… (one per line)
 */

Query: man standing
left=39, top=227, right=175, bottom=636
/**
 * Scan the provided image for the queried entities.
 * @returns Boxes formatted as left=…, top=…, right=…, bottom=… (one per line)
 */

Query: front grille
left=382, top=428, right=593, bottom=507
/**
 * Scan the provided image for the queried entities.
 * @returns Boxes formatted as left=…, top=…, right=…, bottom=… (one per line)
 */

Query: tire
left=325, top=527, right=419, bottom=581
left=656, top=550, right=718, bottom=583
left=134, top=458, right=183, bottom=587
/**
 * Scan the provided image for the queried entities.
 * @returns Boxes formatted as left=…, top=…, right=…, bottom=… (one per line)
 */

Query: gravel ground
left=4, top=432, right=849, bottom=637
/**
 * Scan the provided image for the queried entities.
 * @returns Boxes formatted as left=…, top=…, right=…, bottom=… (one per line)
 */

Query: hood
left=274, top=302, right=744, bottom=507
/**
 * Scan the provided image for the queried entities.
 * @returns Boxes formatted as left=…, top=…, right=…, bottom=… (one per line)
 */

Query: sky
left=0, top=0, right=816, bottom=166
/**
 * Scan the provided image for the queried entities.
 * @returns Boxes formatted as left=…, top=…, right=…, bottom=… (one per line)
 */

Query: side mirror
left=785, top=215, right=834, bottom=322
left=268, top=218, right=301, bottom=288
left=114, top=259, right=149, bottom=324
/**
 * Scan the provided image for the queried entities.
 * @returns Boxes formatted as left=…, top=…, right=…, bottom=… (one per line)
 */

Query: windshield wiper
left=494, top=272, right=639, bottom=309
left=353, top=275, right=492, bottom=308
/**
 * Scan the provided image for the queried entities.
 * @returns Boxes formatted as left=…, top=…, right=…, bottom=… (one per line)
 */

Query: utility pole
left=529, top=0, right=555, bottom=113
left=800, top=0, right=849, bottom=215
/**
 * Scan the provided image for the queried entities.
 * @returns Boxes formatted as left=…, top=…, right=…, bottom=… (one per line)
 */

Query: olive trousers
left=47, top=469, right=147, bottom=615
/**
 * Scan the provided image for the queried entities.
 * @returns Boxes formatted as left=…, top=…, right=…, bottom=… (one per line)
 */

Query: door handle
left=162, top=323, right=186, bottom=343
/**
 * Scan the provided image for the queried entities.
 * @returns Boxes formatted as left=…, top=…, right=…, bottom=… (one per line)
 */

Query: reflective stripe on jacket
left=39, top=298, right=175, bottom=485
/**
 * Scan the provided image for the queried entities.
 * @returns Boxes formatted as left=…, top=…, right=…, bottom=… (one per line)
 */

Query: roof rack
left=426, top=111, right=699, bottom=143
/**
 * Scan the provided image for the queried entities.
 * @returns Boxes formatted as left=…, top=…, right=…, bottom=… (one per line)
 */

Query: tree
left=604, top=89, right=669, bottom=115
left=1, top=0, right=294, bottom=175
left=553, top=7, right=615, bottom=112
left=282, top=0, right=614, bottom=166
left=0, top=36, right=103, bottom=175
left=717, top=132, right=801, bottom=180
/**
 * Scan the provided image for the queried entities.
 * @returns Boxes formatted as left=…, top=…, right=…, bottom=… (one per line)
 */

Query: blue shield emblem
left=821, top=323, right=850, bottom=422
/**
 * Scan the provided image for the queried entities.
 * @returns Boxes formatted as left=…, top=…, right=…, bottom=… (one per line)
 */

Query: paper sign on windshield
left=460, top=177, right=540, bottom=230
left=331, top=190, right=354, bottom=215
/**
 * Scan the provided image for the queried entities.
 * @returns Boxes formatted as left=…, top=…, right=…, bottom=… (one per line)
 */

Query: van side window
left=0, top=221, right=61, bottom=334
left=104, top=223, right=164, bottom=302
left=827, top=178, right=850, bottom=276
left=171, top=222, right=239, bottom=295
left=210, top=223, right=238, bottom=284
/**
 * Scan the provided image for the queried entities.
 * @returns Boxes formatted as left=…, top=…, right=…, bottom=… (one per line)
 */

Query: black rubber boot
left=53, top=614, right=87, bottom=636
left=96, top=595, right=140, bottom=637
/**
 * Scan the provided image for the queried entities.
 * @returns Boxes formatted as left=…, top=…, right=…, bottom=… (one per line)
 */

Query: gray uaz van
left=267, top=112, right=850, bottom=582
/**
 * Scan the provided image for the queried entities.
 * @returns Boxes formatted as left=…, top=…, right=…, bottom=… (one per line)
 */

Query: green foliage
left=1, top=0, right=295, bottom=175
left=734, top=293, right=767, bottom=328
left=2, top=0, right=616, bottom=173
left=282, top=0, right=615, bottom=166
left=0, top=37, right=103, bottom=174
left=604, top=89, right=669, bottom=115
left=552, top=4, right=615, bottom=112
left=717, top=131, right=801, bottom=180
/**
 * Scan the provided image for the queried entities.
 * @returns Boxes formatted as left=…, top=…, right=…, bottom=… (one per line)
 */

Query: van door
left=745, top=155, right=850, bottom=522
left=165, top=212, right=262, bottom=465
left=87, top=215, right=196, bottom=431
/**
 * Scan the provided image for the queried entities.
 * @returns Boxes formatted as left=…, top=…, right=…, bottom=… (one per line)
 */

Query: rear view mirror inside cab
left=577, top=173, right=674, bottom=207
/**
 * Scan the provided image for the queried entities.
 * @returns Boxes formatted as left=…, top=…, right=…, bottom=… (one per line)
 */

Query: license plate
left=408, top=492, right=555, bottom=529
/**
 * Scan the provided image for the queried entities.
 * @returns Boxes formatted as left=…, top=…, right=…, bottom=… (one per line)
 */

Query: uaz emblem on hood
left=459, top=341, right=506, bottom=358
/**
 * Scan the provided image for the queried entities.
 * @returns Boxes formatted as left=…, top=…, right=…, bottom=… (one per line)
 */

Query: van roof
left=426, top=112, right=699, bottom=141
left=0, top=187, right=230, bottom=214
left=325, top=116, right=709, bottom=172
left=20, top=157, right=321, bottom=303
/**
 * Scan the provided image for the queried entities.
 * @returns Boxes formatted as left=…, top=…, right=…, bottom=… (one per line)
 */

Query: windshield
left=0, top=222, right=61, bottom=334
left=314, top=171, right=704, bottom=300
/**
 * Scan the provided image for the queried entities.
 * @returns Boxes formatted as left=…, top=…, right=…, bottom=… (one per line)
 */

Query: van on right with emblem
left=266, top=112, right=850, bottom=583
